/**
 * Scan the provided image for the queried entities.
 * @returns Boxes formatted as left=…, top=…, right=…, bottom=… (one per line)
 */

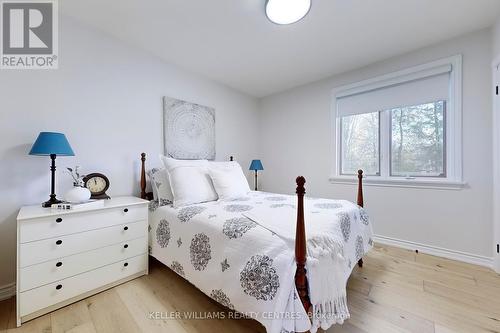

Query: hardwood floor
left=1, top=244, right=499, bottom=333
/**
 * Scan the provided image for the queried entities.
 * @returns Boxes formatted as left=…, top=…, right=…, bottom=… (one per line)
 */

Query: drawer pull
left=123, top=208, right=129, bottom=213
left=56, top=240, right=63, bottom=245
left=56, top=284, right=63, bottom=290
left=123, top=244, right=129, bottom=249
left=124, top=262, right=129, bottom=267
left=56, top=218, right=63, bottom=223
left=56, top=262, right=63, bottom=267
left=123, top=226, right=129, bottom=231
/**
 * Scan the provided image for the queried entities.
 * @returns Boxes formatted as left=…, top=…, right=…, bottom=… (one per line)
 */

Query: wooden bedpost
left=357, top=169, right=364, bottom=267
left=295, top=176, right=311, bottom=315
left=140, top=153, right=147, bottom=200
left=357, top=169, right=364, bottom=207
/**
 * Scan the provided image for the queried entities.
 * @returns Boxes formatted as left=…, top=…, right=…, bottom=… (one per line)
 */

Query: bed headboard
left=139, top=153, right=237, bottom=200
left=139, top=153, right=364, bottom=207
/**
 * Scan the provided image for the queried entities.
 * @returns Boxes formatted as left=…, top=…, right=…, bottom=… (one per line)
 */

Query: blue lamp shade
left=249, top=159, right=264, bottom=171
left=29, top=132, right=75, bottom=156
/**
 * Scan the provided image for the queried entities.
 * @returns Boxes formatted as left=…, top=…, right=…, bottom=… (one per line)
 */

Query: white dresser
left=16, top=196, right=149, bottom=326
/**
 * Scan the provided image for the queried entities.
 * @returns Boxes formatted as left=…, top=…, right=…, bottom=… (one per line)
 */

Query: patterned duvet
left=148, top=191, right=373, bottom=333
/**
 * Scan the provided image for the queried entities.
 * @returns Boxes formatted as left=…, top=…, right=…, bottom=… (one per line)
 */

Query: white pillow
left=208, top=161, right=251, bottom=200
left=160, top=156, right=218, bottom=208
left=148, top=168, right=173, bottom=204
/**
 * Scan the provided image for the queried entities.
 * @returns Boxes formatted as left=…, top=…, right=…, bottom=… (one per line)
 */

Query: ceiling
left=61, top=0, right=500, bottom=97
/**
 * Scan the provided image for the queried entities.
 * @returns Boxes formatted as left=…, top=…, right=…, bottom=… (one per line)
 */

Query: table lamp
left=249, top=159, right=264, bottom=191
left=29, top=132, right=75, bottom=207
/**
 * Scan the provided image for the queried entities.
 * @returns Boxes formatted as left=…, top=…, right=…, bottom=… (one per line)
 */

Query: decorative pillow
left=148, top=168, right=173, bottom=204
left=208, top=161, right=251, bottom=200
left=160, top=155, right=218, bottom=208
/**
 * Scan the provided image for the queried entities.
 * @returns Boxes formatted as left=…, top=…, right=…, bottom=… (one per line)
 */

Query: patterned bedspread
left=148, top=191, right=373, bottom=333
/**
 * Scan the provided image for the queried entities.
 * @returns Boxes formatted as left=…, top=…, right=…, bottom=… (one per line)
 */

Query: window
left=390, top=101, right=445, bottom=177
left=332, top=56, right=463, bottom=189
left=341, top=112, right=380, bottom=176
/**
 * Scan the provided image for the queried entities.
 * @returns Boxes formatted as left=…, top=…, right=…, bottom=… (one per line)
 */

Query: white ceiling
left=61, top=0, right=500, bottom=97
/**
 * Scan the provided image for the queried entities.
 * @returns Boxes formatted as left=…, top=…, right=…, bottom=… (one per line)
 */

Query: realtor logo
left=1, top=0, right=58, bottom=69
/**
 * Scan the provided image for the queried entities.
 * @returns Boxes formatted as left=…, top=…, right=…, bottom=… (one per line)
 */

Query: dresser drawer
left=19, top=237, right=147, bottom=292
left=19, top=205, right=147, bottom=243
left=20, top=220, right=147, bottom=268
left=19, top=254, right=147, bottom=317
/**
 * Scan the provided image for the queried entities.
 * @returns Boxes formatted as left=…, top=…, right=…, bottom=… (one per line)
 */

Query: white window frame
left=330, top=55, right=465, bottom=190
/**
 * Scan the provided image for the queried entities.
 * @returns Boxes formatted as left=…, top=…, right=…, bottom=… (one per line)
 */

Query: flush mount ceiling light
left=265, top=0, right=311, bottom=25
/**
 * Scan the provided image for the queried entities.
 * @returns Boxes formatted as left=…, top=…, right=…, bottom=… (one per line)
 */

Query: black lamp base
left=42, top=154, right=62, bottom=208
left=254, top=170, right=259, bottom=191
left=42, top=196, right=62, bottom=208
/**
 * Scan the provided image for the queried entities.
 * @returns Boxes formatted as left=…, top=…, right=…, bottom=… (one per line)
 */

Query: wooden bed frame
left=139, top=153, right=365, bottom=316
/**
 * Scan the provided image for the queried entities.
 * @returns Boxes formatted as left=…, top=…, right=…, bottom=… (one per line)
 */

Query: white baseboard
left=373, top=235, right=494, bottom=269
left=0, top=282, right=15, bottom=301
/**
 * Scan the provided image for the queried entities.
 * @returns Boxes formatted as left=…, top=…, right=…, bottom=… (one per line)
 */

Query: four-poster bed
left=139, top=153, right=366, bottom=319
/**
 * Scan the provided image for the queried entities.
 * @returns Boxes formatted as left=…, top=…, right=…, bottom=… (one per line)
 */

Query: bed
left=139, top=153, right=373, bottom=333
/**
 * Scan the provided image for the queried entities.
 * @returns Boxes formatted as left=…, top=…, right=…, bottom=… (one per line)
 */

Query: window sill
left=328, top=176, right=466, bottom=190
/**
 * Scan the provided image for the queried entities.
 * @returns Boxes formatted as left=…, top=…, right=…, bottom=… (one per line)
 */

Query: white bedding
left=148, top=191, right=373, bottom=333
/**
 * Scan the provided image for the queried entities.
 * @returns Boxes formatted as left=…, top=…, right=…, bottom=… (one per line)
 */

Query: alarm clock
left=83, top=173, right=111, bottom=200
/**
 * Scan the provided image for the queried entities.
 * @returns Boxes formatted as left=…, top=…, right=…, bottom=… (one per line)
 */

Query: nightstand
left=16, top=196, right=149, bottom=326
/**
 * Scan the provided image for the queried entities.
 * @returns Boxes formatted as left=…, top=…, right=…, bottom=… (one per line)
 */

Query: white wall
left=0, top=16, right=260, bottom=288
left=259, top=29, right=493, bottom=259
left=493, top=18, right=500, bottom=58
